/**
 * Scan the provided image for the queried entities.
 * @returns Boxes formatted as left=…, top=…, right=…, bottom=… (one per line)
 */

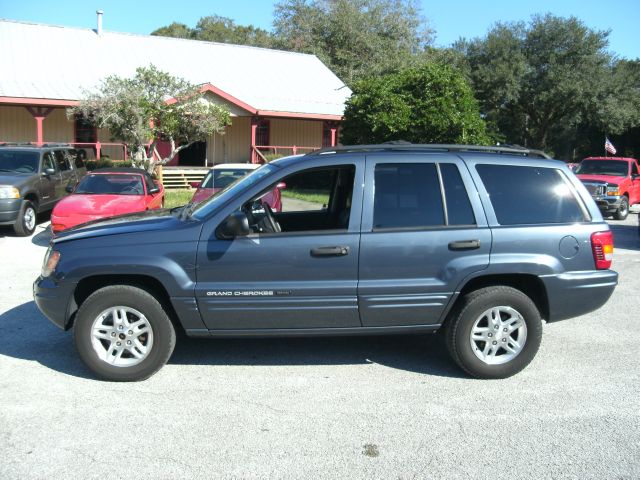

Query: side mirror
left=189, top=181, right=200, bottom=189
left=65, top=184, right=74, bottom=193
left=42, top=168, right=55, bottom=177
left=276, top=182, right=286, bottom=190
left=217, top=211, right=250, bottom=239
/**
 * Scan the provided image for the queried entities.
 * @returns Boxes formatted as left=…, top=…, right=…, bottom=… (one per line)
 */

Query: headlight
left=607, top=185, right=620, bottom=196
left=41, top=247, right=61, bottom=277
left=0, top=186, right=20, bottom=199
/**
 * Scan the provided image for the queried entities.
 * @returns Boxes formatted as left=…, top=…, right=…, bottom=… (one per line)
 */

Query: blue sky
left=1, top=0, right=638, bottom=59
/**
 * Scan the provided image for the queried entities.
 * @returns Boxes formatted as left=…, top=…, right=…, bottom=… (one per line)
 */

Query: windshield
left=75, top=174, right=145, bottom=195
left=0, top=151, right=39, bottom=173
left=191, top=164, right=277, bottom=219
left=575, top=160, right=628, bottom=176
left=201, top=168, right=253, bottom=189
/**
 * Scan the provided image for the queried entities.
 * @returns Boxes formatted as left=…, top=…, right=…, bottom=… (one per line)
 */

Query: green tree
left=273, top=0, right=433, bottom=85
left=152, top=16, right=274, bottom=48
left=151, top=22, right=193, bottom=39
left=69, top=66, right=231, bottom=172
left=456, top=14, right=640, bottom=158
left=341, top=63, right=491, bottom=145
left=194, top=15, right=274, bottom=47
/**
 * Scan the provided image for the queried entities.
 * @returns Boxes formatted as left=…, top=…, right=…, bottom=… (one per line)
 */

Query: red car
left=51, top=168, right=164, bottom=233
left=190, top=163, right=283, bottom=211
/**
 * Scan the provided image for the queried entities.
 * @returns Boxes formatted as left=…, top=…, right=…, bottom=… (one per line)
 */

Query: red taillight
left=591, top=231, right=614, bottom=270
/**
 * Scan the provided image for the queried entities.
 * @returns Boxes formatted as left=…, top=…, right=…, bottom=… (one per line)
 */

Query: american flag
left=605, top=137, right=617, bottom=155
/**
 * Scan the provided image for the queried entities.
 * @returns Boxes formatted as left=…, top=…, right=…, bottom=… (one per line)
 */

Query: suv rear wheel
left=74, top=285, right=176, bottom=381
left=13, top=200, right=37, bottom=236
left=445, top=286, right=542, bottom=379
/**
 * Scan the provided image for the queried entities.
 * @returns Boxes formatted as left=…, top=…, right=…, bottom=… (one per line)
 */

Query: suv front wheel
left=445, top=286, right=542, bottom=379
left=13, top=200, right=37, bottom=236
left=74, top=285, right=176, bottom=381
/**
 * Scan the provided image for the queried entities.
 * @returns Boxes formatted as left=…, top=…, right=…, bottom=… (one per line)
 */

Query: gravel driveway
left=0, top=213, right=639, bottom=479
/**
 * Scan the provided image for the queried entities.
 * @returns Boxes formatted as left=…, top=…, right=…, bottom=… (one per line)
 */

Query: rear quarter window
left=477, top=164, right=588, bottom=225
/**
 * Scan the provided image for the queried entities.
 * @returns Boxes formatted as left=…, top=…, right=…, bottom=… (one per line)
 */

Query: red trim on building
left=0, top=96, right=78, bottom=107
left=257, top=110, right=343, bottom=121
left=25, top=106, right=55, bottom=145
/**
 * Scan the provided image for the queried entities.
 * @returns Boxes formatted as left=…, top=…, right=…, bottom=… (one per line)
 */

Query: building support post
left=25, top=106, right=54, bottom=145
left=250, top=116, right=259, bottom=163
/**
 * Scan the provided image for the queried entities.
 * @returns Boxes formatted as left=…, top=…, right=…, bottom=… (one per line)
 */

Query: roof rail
left=307, top=143, right=552, bottom=159
left=0, top=142, right=71, bottom=148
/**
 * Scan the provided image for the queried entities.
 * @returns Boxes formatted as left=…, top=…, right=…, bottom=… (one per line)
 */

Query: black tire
left=614, top=196, right=629, bottom=220
left=74, top=285, right=176, bottom=381
left=13, top=200, right=37, bottom=236
left=445, top=286, right=542, bottom=379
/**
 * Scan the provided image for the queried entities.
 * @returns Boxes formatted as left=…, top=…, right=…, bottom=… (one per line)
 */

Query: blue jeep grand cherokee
left=34, top=145, right=618, bottom=381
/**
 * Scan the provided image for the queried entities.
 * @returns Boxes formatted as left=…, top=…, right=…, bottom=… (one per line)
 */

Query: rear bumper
left=541, top=270, right=618, bottom=322
left=0, top=198, right=22, bottom=225
left=33, top=275, right=77, bottom=330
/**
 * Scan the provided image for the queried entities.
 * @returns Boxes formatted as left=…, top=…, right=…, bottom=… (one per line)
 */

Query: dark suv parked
left=34, top=144, right=617, bottom=381
left=0, top=143, right=86, bottom=235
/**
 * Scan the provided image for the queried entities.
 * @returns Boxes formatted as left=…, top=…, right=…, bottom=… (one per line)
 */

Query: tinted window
left=477, top=164, right=587, bottom=225
left=280, top=168, right=334, bottom=213
left=69, top=149, right=85, bottom=169
left=440, top=163, right=475, bottom=225
left=575, top=160, right=628, bottom=176
left=207, top=168, right=253, bottom=189
left=374, top=163, right=444, bottom=229
left=54, top=150, right=70, bottom=171
left=75, top=174, right=144, bottom=195
left=42, top=152, right=55, bottom=171
left=631, top=162, right=638, bottom=176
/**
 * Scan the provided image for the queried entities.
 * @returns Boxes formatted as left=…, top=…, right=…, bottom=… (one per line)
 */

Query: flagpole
left=604, top=135, right=607, bottom=158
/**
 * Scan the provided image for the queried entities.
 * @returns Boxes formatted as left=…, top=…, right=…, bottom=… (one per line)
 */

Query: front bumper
left=0, top=198, right=22, bottom=225
left=33, top=275, right=77, bottom=330
left=541, top=270, right=618, bottom=322
left=591, top=194, right=623, bottom=213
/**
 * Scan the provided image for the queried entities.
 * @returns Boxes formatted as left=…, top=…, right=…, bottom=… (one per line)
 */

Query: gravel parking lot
left=1, top=213, right=639, bottom=479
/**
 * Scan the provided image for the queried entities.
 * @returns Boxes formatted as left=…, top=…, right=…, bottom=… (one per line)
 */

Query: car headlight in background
left=41, top=247, right=61, bottom=277
left=606, top=185, right=620, bottom=196
left=0, top=186, right=20, bottom=199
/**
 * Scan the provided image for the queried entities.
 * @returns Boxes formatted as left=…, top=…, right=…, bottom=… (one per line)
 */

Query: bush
left=85, top=159, right=132, bottom=171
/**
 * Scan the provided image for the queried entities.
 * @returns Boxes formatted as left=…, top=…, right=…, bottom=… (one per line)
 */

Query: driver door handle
left=310, top=246, right=350, bottom=257
left=448, top=240, right=481, bottom=251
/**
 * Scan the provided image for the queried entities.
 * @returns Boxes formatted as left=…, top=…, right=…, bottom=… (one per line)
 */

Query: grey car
left=0, top=143, right=86, bottom=235
left=34, top=144, right=617, bottom=381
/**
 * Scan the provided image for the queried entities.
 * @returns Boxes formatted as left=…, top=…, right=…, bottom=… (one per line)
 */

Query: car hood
left=0, top=172, right=31, bottom=186
left=577, top=174, right=625, bottom=185
left=53, top=194, right=145, bottom=216
left=53, top=208, right=187, bottom=243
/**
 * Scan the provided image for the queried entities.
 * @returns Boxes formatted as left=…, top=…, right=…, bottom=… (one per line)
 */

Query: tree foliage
left=341, top=63, right=490, bottom=145
left=273, top=0, right=433, bottom=85
left=456, top=14, right=640, bottom=158
left=152, top=15, right=274, bottom=48
left=69, top=66, right=231, bottom=171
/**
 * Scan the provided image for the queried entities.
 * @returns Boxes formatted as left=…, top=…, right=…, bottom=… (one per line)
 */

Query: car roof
left=212, top=163, right=258, bottom=170
left=582, top=156, right=637, bottom=162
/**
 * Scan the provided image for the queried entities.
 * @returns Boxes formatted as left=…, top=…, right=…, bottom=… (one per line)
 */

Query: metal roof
left=0, top=19, right=351, bottom=117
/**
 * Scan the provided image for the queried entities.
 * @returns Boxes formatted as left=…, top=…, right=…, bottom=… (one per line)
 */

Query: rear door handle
left=310, top=246, right=350, bottom=257
left=448, top=240, right=481, bottom=251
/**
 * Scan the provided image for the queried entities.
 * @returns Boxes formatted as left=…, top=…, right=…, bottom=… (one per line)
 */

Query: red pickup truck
left=575, top=156, right=640, bottom=220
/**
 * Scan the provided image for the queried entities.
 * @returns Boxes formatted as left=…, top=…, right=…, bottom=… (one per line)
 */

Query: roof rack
left=0, top=142, right=71, bottom=148
left=307, top=143, right=551, bottom=159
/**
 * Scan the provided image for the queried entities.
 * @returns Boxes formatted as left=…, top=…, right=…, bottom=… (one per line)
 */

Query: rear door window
left=477, top=164, right=588, bottom=225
